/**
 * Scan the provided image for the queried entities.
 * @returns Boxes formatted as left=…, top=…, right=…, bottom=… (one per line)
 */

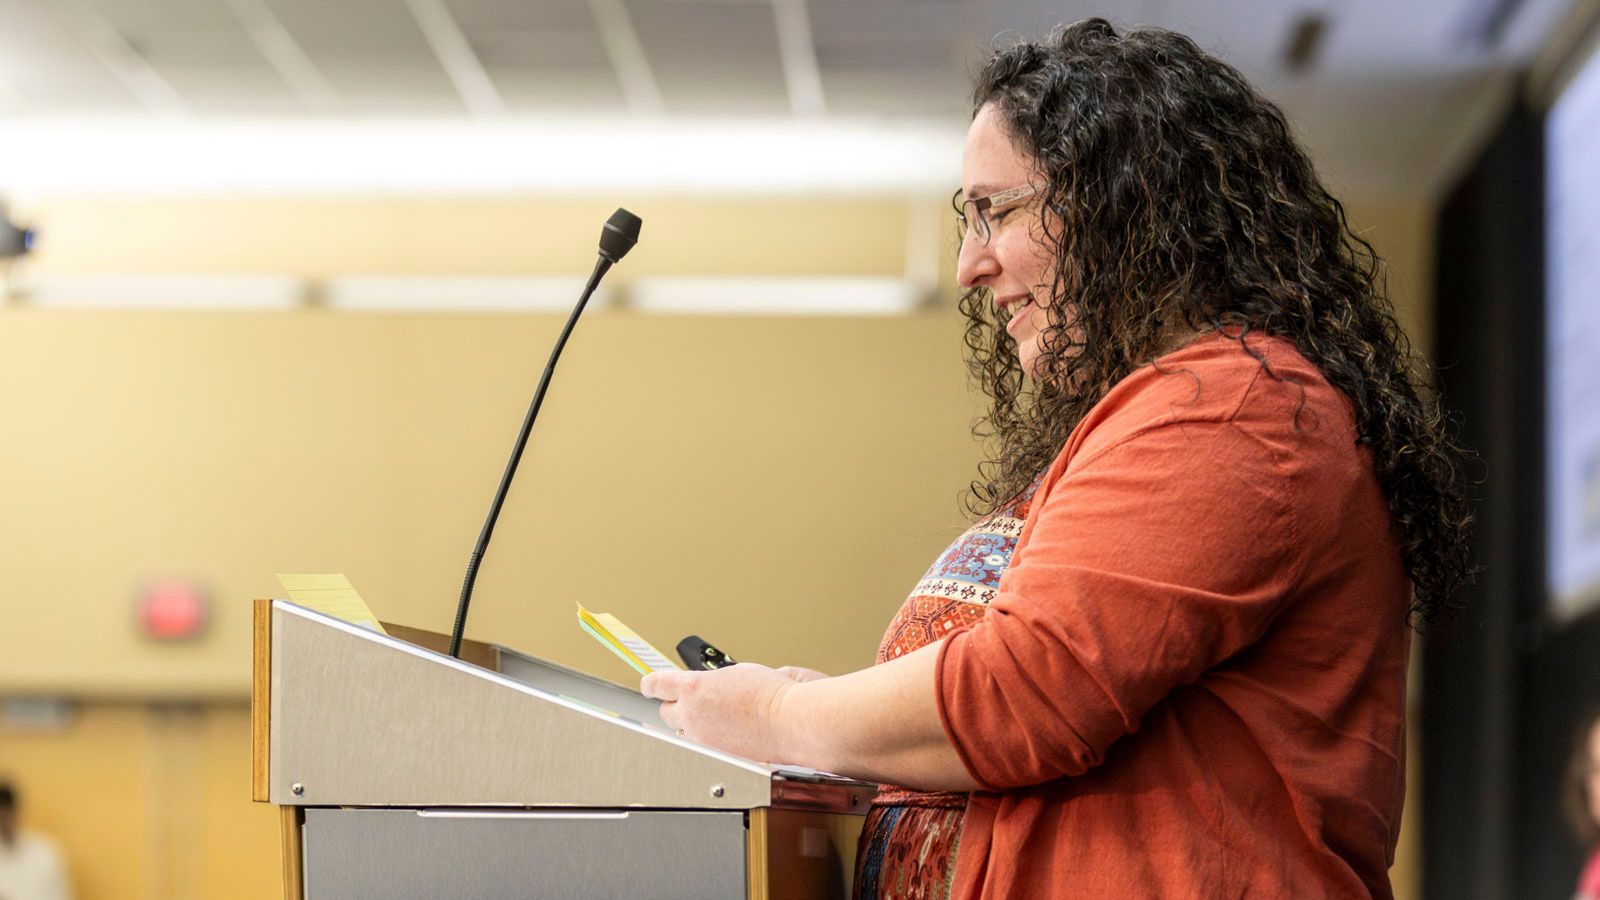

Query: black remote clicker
left=675, top=635, right=738, bottom=671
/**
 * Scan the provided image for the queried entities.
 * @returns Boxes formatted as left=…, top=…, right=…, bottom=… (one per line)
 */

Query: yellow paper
left=575, top=603, right=680, bottom=675
left=277, top=573, right=387, bottom=635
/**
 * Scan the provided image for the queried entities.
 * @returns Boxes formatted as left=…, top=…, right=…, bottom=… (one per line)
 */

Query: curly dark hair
left=960, top=19, right=1474, bottom=625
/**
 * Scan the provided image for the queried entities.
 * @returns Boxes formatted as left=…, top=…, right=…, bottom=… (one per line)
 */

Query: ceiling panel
left=119, top=27, right=265, bottom=68
left=810, top=0, right=989, bottom=116
left=444, top=0, right=598, bottom=33
left=83, top=0, right=243, bottom=33
left=470, top=29, right=608, bottom=68
left=1152, top=0, right=1320, bottom=84
left=625, top=0, right=788, bottom=114
left=265, top=0, right=461, bottom=108
left=0, top=0, right=142, bottom=110
left=266, top=0, right=437, bottom=63
left=815, top=36, right=965, bottom=74
left=148, top=65, right=302, bottom=114
left=490, top=65, right=628, bottom=114
left=821, top=70, right=971, bottom=118
left=809, top=0, right=983, bottom=44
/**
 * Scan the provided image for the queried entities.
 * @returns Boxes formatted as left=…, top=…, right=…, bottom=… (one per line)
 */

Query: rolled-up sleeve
left=936, top=420, right=1303, bottom=790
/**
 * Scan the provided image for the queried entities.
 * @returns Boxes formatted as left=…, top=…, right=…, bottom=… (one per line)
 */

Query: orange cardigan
left=937, top=333, right=1409, bottom=898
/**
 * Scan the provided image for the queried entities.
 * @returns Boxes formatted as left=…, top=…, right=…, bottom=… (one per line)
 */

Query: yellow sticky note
left=277, top=574, right=387, bottom=635
left=575, top=603, right=680, bottom=675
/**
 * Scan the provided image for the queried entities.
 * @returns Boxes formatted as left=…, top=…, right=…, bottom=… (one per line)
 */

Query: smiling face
left=956, top=103, right=1060, bottom=380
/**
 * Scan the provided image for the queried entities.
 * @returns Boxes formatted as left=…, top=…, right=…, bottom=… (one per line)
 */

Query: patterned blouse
left=853, top=480, right=1043, bottom=900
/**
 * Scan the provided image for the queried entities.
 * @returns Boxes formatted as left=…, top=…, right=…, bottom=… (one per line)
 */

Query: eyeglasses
left=953, top=184, right=1038, bottom=246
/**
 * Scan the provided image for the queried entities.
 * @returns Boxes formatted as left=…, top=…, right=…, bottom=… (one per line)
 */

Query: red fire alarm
left=138, top=581, right=209, bottom=640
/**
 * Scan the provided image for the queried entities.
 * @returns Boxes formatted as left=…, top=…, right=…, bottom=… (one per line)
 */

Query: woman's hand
left=640, top=644, right=976, bottom=789
left=641, top=663, right=799, bottom=764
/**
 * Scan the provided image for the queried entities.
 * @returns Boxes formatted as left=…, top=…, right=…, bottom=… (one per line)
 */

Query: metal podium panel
left=493, top=645, right=668, bottom=729
left=301, top=807, right=745, bottom=900
left=269, top=601, right=781, bottom=809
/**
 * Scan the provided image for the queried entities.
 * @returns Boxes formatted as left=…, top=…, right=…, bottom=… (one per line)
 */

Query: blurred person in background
left=0, top=780, right=72, bottom=900
left=643, top=18, right=1473, bottom=899
left=1568, top=710, right=1600, bottom=900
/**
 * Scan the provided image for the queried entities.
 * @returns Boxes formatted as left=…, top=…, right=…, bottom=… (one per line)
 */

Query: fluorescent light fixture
left=0, top=118, right=962, bottom=196
left=323, top=276, right=607, bottom=312
left=22, top=273, right=305, bottom=309
left=628, top=277, right=924, bottom=315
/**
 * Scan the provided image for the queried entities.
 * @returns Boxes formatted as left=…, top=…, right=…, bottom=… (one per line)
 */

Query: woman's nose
left=956, top=230, right=998, bottom=288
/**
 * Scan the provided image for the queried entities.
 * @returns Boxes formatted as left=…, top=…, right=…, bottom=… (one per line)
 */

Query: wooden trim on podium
left=252, top=597, right=272, bottom=802
left=380, top=621, right=500, bottom=671
left=747, top=808, right=769, bottom=900
left=279, top=806, right=305, bottom=900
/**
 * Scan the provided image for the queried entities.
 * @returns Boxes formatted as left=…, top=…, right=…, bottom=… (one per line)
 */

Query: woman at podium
left=644, top=19, right=1472, bottom=899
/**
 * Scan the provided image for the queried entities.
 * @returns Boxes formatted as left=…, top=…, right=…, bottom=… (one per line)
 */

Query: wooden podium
left=252, top=599, right=872, bottom=899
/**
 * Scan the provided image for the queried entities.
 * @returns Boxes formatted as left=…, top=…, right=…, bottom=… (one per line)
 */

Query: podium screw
left=710, top=784, right=725, bottom=799
left=291, top=783, right=305, bottom=796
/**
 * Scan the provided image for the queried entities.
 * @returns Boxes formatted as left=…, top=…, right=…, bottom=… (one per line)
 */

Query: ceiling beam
left=405, top=0, right=506, bottom=118
left=587, top=0, right=664, bottom=116
left=62, top=0, right=190, bottom=117
left=226, top=0, right=338, bottom=108
left=772, top=0, right=825, bottom=116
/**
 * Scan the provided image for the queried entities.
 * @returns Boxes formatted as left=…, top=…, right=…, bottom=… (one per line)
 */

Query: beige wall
left=12, top=196, right=917, bottom=277
left=0, top=309, right=982, bottom=692
left=0, top=704, right=278, bottom=900
left=0, top=191, right=1434, bottom=899
left=0, top=196, right=975, bottom=696
left=1344, top=194, right=1437, bottom=361
left=1339, top=192, right=1436, bottom=900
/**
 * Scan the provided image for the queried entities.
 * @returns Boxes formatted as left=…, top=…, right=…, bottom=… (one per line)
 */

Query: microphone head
left=598, top=208, right=642, bottom=263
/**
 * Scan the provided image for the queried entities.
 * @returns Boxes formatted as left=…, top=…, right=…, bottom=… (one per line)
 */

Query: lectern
left=252, top=599, right=874, bottom=899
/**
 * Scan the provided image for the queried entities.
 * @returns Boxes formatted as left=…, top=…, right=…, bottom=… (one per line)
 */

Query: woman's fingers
left=643, top=672, right=688, bottom=735
left=656, top=700, right=681, bottom=731
left=640, top=670, right=688, bottom=700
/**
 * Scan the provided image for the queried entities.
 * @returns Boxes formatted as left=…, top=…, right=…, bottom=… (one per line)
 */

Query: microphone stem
left=448, top=256, right=613, bottom=658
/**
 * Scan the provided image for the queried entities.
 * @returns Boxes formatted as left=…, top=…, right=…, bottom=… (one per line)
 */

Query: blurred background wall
left=0, top=1, right=1595, bottom=898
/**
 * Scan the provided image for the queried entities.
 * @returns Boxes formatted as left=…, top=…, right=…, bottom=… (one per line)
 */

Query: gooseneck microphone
left=448, top=208, right=643, bottom=659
